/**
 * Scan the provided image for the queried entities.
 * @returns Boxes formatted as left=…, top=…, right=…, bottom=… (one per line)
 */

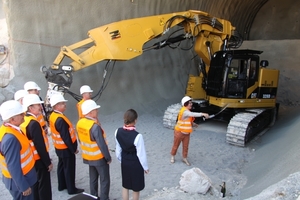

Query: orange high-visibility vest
left=77, top=99, right=85, bottom=119
left=37, top=114, right=46, bottom=128
left=49, top=111, right=77, bottom=149
left=76, top=118, right=107, bottom=161
left=20, top=115, right=49, bottom=161
left=174, top=107, right=194, bottom=133
left=0, top=125, right=35, bottom=178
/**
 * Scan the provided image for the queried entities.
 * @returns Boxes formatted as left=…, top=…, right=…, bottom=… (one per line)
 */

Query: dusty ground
left=0, top=109, right=251, bottom=200
left=1, top=105, right=300, bottom=200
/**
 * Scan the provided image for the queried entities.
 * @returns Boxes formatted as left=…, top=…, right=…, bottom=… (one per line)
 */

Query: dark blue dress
left=116, top=128, right=145, bottom=191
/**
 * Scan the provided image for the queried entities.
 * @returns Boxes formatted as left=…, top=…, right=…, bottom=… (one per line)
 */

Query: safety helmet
left=24, top=81, right=41, bottom=91
left=80, top=85, right=93, bottom=94
left=23, top=94, right=44, bottom=109
left=0, top=100, right=26, bottom=120
left=181, top=96, right=192, bottom=106
left=14, top=89, right=28, bottom=101
left=81, top=99, right=100, bottom=115
left=50, top=94, right=68, bottom=107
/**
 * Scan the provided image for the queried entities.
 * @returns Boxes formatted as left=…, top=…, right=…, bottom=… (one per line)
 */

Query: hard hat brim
left=82, top=105, right=100, bottom=115
left=51, top=99, right=68, bottom=107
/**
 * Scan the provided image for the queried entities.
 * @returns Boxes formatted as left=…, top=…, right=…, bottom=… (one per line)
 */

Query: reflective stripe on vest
left=49, top=112, right=76, bottom=149
left=0, top=125, right=35, bottom=178
left=20, top=115, right=49, bottom=160
left=77, top=99, right=85, bottom=119
left=174, top=107, right=194, bottom=133
left=76, top=118, right=106, bottom=161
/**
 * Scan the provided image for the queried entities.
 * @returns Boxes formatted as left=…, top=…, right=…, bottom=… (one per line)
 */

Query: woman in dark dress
left=115, top=109, right=149, bottom=200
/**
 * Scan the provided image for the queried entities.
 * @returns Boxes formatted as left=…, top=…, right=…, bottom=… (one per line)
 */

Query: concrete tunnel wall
left=0, top=0, right=300, bottom=119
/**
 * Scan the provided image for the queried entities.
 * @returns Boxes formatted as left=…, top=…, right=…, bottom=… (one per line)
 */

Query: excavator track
left=163, top=103, right=278, bottom=147
left=163, top=103, right=181, bottom=129
left=226, top=108, right=276, bottom=147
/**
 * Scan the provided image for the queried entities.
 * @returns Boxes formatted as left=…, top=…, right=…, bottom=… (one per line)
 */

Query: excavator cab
left=199, top=49, right=279, bottom=146
left=206, top=49, right=262, bottom=99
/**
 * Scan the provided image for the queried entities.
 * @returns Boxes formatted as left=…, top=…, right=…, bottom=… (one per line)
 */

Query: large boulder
left=179, top=167, right=212, bottom=194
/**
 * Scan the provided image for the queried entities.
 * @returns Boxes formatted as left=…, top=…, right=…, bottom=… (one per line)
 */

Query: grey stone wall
left=241, top=40, right=300, bottom=106
left=250, top=0, right=300, bottom=40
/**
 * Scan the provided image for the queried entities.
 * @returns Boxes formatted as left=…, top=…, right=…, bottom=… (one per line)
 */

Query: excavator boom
left=41, top=10, right=242, bottom=108
left=46, top=10, right=239, bottom=72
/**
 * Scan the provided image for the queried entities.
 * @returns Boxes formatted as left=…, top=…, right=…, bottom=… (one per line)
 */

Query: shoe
left=182, top=158, right=190, bottom=166
left=68, top=188, right=84, bottom=195
left=170, top=156, right=175, bottom=163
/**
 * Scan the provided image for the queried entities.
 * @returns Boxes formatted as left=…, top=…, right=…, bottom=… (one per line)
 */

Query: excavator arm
left=40, top=10, right=242, bottom=111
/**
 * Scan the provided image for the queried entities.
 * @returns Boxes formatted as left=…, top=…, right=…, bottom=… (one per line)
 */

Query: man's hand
left=202, top=113, right=209, bottom=119
left=48, top=163, right=53, bottom=172
left=46, top=126, right=52, bottom=136
left=22, top=187, right=31, bottom=196
left=74, top=149, right=79, bottom=154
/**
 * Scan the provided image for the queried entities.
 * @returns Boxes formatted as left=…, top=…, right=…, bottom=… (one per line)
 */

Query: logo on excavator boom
left=110, top=30, right=121, bottom=40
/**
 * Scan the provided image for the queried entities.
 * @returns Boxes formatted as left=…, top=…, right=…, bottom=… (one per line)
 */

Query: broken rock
left=179, top=167, right=212, bottom=194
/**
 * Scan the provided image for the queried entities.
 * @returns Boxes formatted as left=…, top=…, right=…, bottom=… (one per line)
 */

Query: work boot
left=182, top=158, right=190, bottom=166
left=170, top=156, right=175, bottom=163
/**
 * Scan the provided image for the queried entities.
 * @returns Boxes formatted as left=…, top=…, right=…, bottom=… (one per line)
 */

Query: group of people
left=76, top=85, right=150, bottom=200
left=0, top=83, right=150, bottom=200
left=0, top=80, right=209, bottom=200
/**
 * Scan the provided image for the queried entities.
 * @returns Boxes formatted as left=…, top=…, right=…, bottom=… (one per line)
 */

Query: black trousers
left=57, top=154, right=77, bottom=193
left=34, top=166, right=52, bottom=200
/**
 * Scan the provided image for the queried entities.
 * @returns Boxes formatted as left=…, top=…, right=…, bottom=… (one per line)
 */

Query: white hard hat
left=50, top=94, right=68, bottom=107
left=81, top=99, right=100, bottom=115
left=181, top=96, right=192, bottom=106
left=24, top=81, right=41, bottom=91
left=23, top=94, right=44, bottom=109
left=14, top=89, right=28, bottom=101
left=80, top=85, right=93, bottom=94
left=0, top=100, right=26, bottom=120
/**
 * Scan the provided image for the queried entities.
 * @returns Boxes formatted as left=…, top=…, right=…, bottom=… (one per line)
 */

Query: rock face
left=0, top=62, right=14, bottom=88
left=245, top=172, right=300, bottom=200
left=179, top=167, right=212, bottom=194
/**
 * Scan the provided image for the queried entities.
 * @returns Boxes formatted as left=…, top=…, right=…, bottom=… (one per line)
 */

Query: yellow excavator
left=40, top=10, right=279, bottom=146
